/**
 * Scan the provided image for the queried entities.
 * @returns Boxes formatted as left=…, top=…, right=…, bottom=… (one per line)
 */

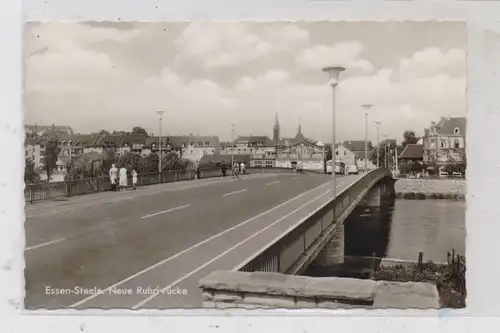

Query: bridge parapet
left=199, top=270, right=439, bottom=309
left=235, top=168, right=393, bottom=275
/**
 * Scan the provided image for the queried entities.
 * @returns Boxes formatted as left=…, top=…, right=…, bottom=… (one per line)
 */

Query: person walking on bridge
left=240, top=162, right=246, bottom=175
left=233, top=162, right=240, bottom=179
left=109, top=164, right=118, bottom=191
left=132, top=169, right=138, bottom=190
left=118, top=165, right=128, bottom=191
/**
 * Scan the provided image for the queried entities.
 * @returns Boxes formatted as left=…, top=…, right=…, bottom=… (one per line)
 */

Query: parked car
left=346, top=165, right=359, bottom=175
left=326, top=160, right=345, bottom=175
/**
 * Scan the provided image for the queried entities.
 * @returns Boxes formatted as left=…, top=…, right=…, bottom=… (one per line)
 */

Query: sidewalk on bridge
left=24, top=172, right=293, bottom=213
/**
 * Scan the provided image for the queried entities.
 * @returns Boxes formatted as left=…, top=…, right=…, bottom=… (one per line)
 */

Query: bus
left=326, top=160, right=345, bottom=175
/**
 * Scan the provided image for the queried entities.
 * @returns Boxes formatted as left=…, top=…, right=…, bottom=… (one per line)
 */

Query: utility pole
left=322, top=66, right=345, bottom=200
left=156, top=111, right=165, bottom=180
left=361, top=105, right=372, bottom=173
left=375, top=121, right=381, bottom=168
left=231, top=124, right=235, bottom=167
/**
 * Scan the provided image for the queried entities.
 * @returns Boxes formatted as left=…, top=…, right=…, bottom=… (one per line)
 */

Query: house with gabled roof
left=422, top=116, right=466, bottom=171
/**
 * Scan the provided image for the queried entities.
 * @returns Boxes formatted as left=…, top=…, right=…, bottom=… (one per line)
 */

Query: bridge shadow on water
left=304, top=194, right=396, bottom=279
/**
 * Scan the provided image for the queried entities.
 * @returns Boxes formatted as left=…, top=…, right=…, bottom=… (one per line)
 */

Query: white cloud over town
left=24, top=21, right=466, bottom=143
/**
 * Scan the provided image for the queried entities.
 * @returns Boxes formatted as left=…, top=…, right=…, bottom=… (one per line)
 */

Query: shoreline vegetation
left=373, top=251, right=466, bottom=308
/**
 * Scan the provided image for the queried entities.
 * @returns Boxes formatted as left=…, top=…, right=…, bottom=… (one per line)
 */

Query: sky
left=23, top=21, right=466, bottom=143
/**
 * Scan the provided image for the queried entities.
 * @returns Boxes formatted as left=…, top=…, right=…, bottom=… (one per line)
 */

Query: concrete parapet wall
left=199, top=270, right=439, bottom=309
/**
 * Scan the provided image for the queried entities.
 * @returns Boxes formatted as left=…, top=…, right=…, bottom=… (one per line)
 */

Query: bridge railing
left=24, top=166, right=302, bottom=203
left=236, top=168, right=392, bottom=275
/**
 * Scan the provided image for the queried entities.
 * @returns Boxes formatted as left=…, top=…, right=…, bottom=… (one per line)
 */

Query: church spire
left=274, top=112, right=279, bottom=128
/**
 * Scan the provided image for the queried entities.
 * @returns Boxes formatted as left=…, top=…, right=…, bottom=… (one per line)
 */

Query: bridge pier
left=310, top=178, right=396, bottom=268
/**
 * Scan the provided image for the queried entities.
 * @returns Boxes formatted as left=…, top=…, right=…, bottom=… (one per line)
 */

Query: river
left=304, top=198, right=465, bottom=276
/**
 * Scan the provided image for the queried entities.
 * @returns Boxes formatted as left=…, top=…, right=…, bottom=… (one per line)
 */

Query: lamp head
left=322, top=66, right=345, bottom=87
left=156, top=110, right=165, bottom=119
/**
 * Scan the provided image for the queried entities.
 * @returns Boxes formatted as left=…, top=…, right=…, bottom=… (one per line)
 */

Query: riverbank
left=395, top=178, right=466, bottom=200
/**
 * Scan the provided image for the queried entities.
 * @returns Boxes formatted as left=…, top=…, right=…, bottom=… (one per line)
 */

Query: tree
left=402, top=130, right=419, bottom=148
left=24, top=158, right=40, bottom=183
left=116, top=151, right=141, bottom=171
left=43, top=137, right=60, bottom=181
left=131, top=127, right=148, bottom=136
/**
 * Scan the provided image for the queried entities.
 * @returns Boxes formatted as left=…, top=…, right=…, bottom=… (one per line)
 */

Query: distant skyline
left=24, top=21, right=466, bottom=143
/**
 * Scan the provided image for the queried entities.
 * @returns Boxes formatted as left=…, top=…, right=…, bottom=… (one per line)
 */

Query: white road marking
left=292, top=176, right=301, bottom=180
left=140, top=205, right=190, bottom=219
left=265, top=181, right=281, bottom=186
left=69, top=180, right=332, bottom=308
left=132, top=188, right=333, bottom=309
left=222, top=189, right=247, bottom=197
left=25, top=238, right=66, bottom=251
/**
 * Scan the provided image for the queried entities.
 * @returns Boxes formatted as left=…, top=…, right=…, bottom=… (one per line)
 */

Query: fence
left=24, top=166, right=301, bottom=203
left=236, top=168, right=392, bottom=274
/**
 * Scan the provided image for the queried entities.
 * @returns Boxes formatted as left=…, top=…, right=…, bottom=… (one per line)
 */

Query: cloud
left=295, top=41, right=374, bottom=73
left=24, top=23, right=465, bottom=144
left=399, top=47, right=465, bottom=79
left=173, top=23, right=310, bottom=68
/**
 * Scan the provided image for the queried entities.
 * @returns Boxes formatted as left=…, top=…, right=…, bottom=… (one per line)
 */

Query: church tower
left=273, top=112, right=280, bottom=146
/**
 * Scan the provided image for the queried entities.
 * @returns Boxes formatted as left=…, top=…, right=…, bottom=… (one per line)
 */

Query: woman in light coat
left=118, top=166, right=128, bottom=191
left=109, top=164, right=118, bottom=191
left=132, top=169, right=138, bottom=190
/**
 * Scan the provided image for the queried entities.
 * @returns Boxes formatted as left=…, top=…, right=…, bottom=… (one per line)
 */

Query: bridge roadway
left=25, top=171, right=361, bottom=309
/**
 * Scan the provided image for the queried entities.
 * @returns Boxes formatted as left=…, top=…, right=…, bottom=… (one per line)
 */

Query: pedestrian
left=132, top=169, right=138, bottom=190
left=240, top=162, right=246, bottom=175
left=195, top=163, right=201, bottom=180
left=109, top=164, right=118, bottom=191
left=118, top=165, right=128, bottom=191
left=220, top=161, right=227, bottom=177
left=233, top=162, right=240, bottom=179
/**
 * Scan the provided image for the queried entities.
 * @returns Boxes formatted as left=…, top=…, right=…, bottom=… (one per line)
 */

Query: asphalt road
left=25, top=172, right=361, bottom=309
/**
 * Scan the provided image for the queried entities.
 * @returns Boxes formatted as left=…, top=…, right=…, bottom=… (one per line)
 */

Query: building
left=343, top=140, right=376, bottom=171
left=398, top=144, right=424, bottom=166
left=275, top=123, right=324, bottom=170
left=422, top=116, right=466, bottom=170
left=25, top=138, right=46, bottom=170
left=25, top=124, right=74, bottom=138
left=334, top=143, right=356, bottom=167
left=56, top=134, right=93, bottom=172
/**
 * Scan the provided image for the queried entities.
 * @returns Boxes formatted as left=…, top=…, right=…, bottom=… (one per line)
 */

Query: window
left=453, top=127, right=460, bottom=135
left=440, top=141, right=445, bottom=148
left=336, top=150, right=339, bottom=156
left=454, top=140, right=460, bottom=148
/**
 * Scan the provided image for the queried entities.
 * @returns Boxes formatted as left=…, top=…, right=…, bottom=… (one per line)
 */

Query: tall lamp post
left=361, top=104, right=372, bottom=173
left=384, top=134, right=388, bottom=169
left=231, top=124, right=236, bottom=167
left=322, top=66, right=345, bottom=200
left=374, top=121, right=382, bottom=168
left=156, top=111, right=165, bottom=178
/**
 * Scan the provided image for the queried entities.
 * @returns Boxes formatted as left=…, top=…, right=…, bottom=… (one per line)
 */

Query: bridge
left=24, top=167, right=395, bottom=309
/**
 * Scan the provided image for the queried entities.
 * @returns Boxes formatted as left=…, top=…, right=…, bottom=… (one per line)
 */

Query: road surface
left=25, top=172, right=361, bottom=309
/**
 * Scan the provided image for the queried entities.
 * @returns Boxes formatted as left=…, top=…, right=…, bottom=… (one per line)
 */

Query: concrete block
left=212, top=291, right=243, bottom=303
left=202, top=301, right=216, bottom=308
left=202, top=291, right=213, bottom=301
left=234, top=302, right=274, bottom=309
left=373, top=281, right=440, bottom=309
left=316, top=300, right=369, bottom=309
left=243, top=294, right=296, bottom=308
left=296, top=297, right=316, bottom=308
left=302, top=277, right=377, bottom=302
left=199, top=271, right=311, bottom=296
left=243, top=272, right=310, bottom=296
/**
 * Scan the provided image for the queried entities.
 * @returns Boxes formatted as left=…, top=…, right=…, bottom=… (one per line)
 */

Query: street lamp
left=361, top=104, right=372, bottom=174
left=322, top=66, right=345, bottom=200
left=374, top=121, right=382, bottom=168
left=384, top=134, right=388, bottom=169
left=231, top=124, right=236, bottom=167
left=156, top=111, right=165, bottom=177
